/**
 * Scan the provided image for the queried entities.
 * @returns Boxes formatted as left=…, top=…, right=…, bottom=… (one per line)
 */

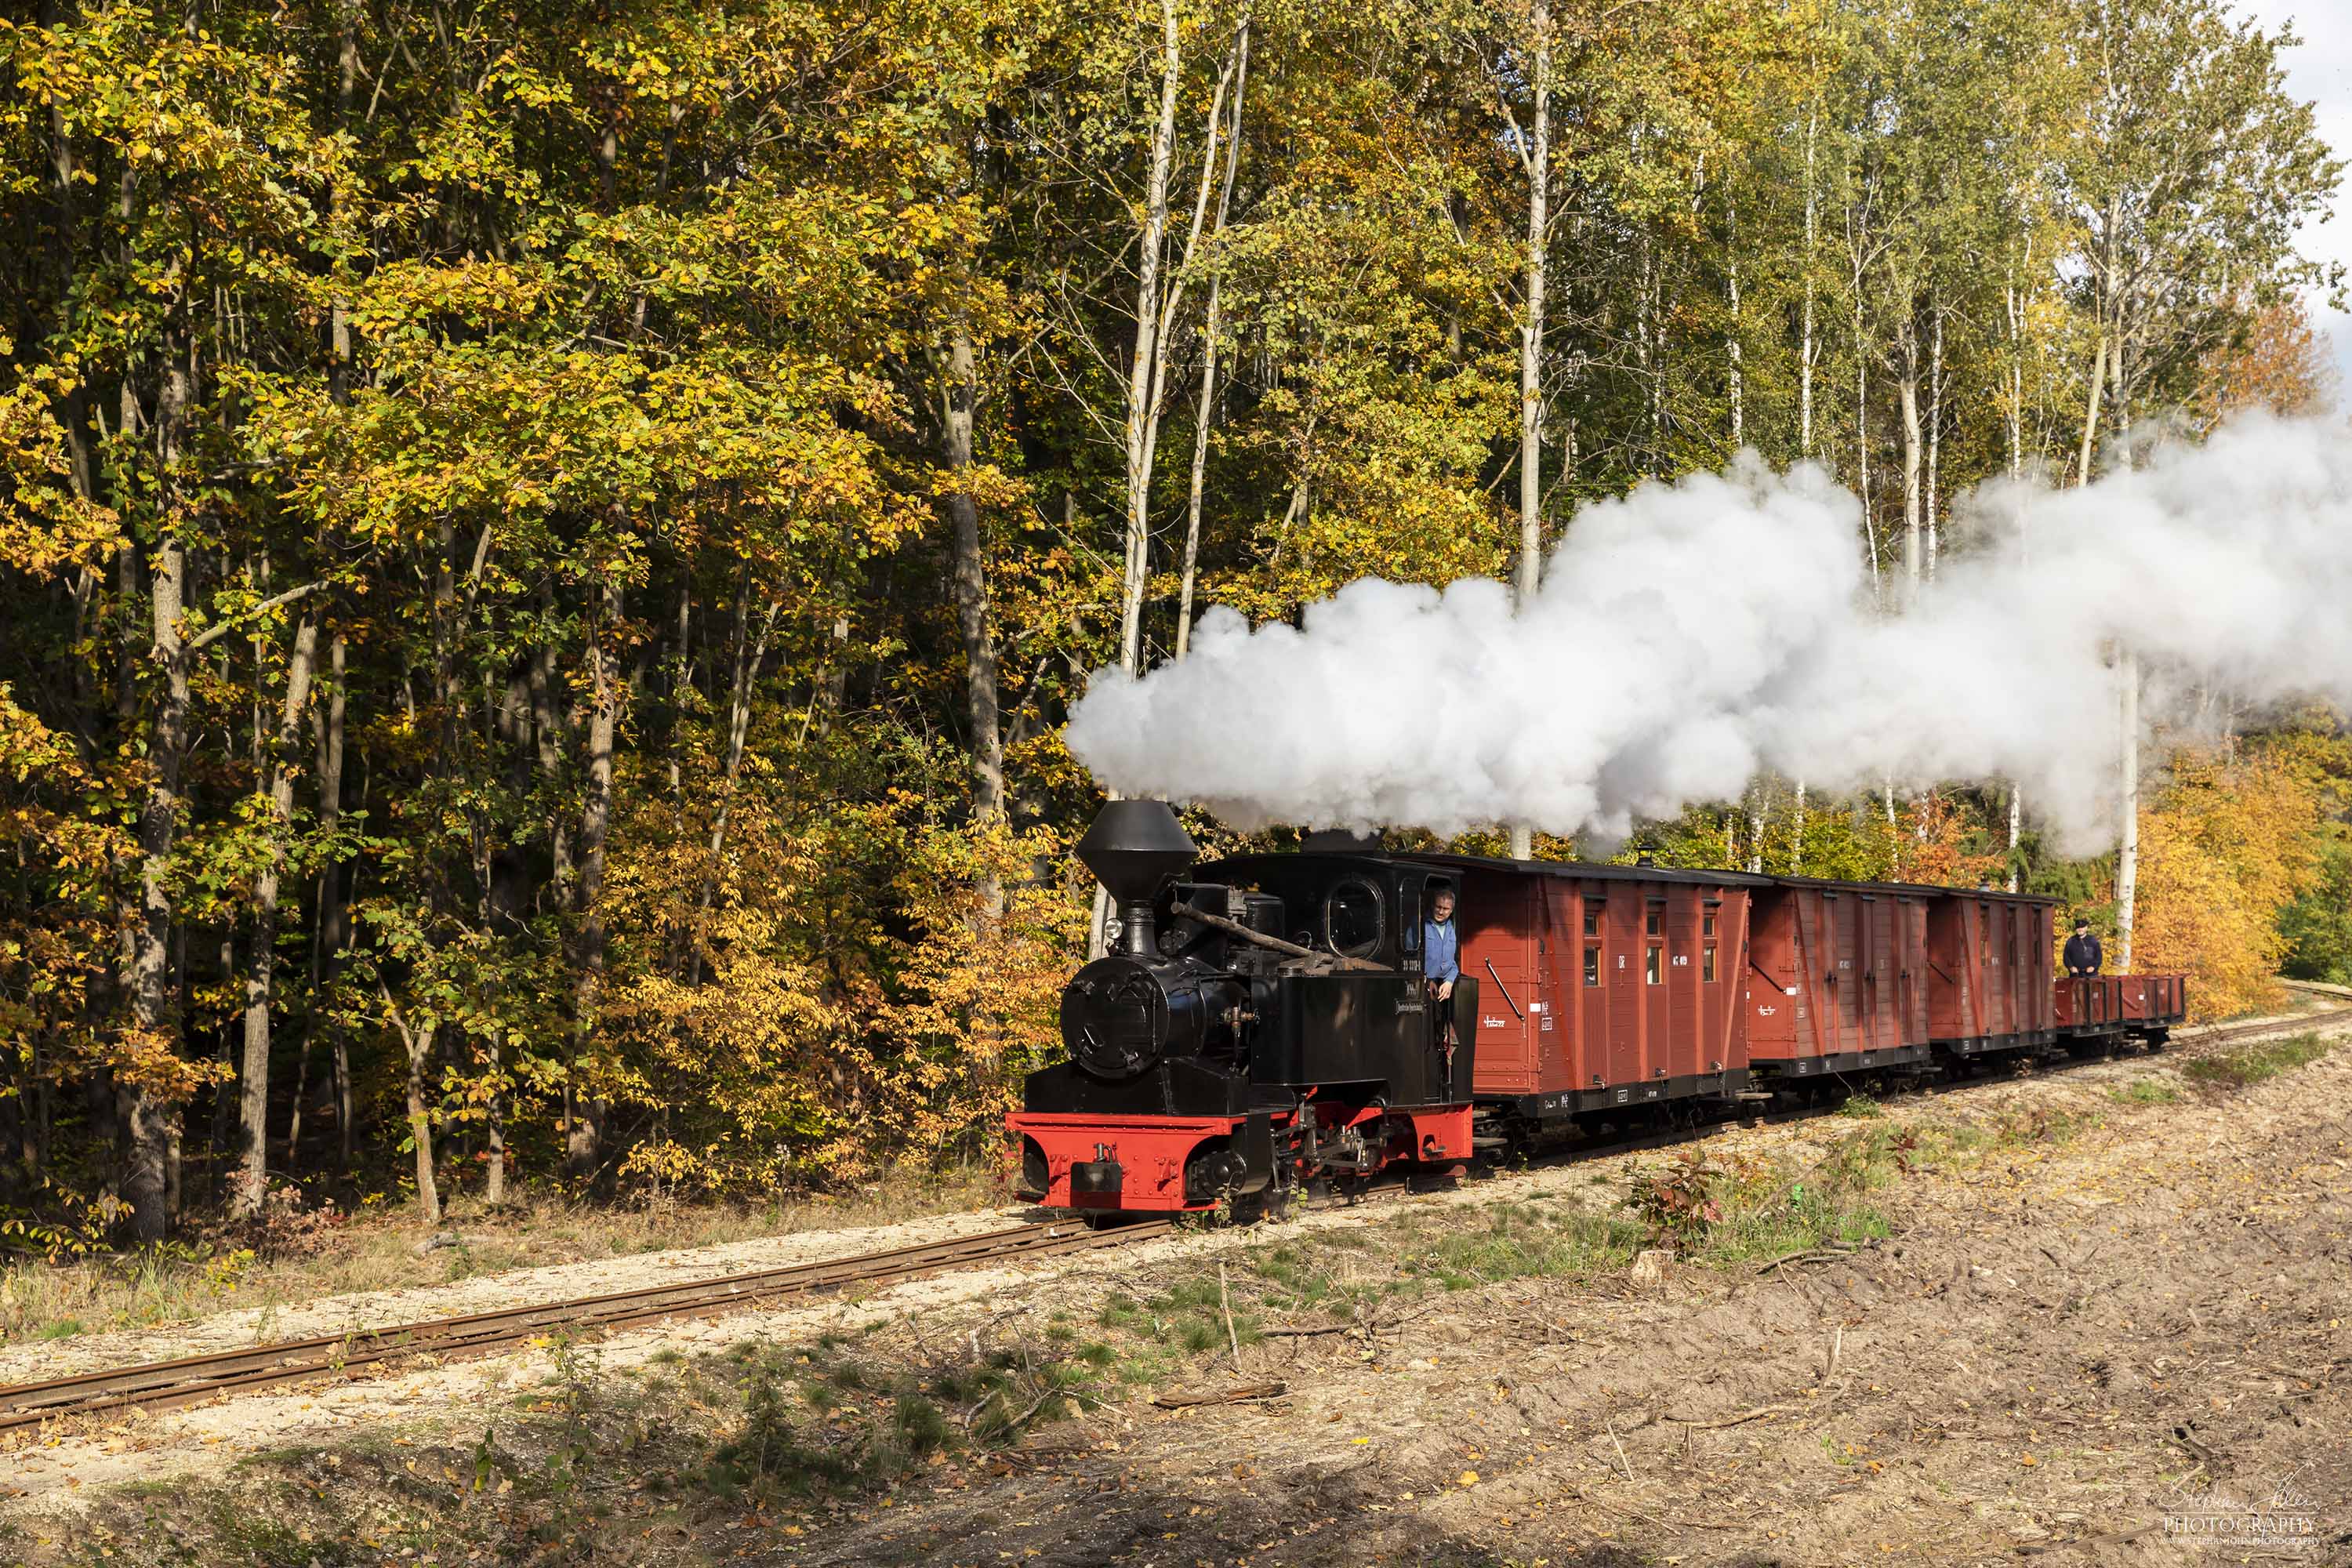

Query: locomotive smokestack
left=1076, top=800, right=1196, bottom=956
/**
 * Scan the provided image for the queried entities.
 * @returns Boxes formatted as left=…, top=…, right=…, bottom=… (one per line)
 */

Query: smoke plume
left=1065, top=414, right=2352, bottom=853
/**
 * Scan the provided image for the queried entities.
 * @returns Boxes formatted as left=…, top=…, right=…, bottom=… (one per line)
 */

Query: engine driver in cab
left=1425, top=883, right=1460, bottom=1047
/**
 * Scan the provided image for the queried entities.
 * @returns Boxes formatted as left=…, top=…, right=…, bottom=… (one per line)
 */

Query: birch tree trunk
left=2004, top=271, right=2026, bottom=489
left=1896, top=336, right=1922, bottom=603
left=2109, top=327, right=2139, bottom=970
left=1792, top=779, right=1807, bottom=873
left=1882, top=779, right=1899, bottom=875
left=233, top=616, right=319, bottom=1216
left=2074, top=332, right=2108, bottom=487
left=1091, top=5, right=1192, bottom=959
left=941, top=321, right=1005, bottom=844
left=1925, top=303, right=1944, bottom=579
left=1509, top=0, right=1552, bottom=864
left=1726, top=194, right=1743, bottom=450
left=2006, top=782, right=2021, bottom=894
left=1799, top=109, right=1819, bottom=460
left=1855, top=294, right=1877, bottom=601
left=1744, top=781, right=1764, bottom=875
left=1138, top=46, right=1237, bottom=531
left=1117, top=0, right=1184, bottom=680
left=1177, top=16, right=1250, bottom=662
left=2117, top=652, right=2140, bottom=971
left=2077, top=207, right=2122, bottom=486
left=566, top=578, right=621, bottom=1180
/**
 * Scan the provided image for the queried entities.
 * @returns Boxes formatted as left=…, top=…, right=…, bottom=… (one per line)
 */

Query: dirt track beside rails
left=4, top=1022, right=2348, bottom=1566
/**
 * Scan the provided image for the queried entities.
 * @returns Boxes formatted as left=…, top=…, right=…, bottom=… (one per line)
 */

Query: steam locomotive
left=1007, top=801, right=2184, bottom=1218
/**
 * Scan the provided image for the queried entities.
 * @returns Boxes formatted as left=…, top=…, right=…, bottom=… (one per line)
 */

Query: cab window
left=1323, top=878, right=1385, bottom=959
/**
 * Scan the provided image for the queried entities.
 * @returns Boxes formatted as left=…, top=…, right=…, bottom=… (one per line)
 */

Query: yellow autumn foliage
left=2131, top=741, right=2328, bottom=1019
left=597, top=765, right=1082, bottom=1196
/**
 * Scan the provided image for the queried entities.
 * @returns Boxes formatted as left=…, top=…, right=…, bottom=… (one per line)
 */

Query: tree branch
left=188, top=580, right=329, bottom=653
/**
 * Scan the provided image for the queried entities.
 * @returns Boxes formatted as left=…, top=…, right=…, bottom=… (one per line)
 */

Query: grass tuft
left=2182, top=1033, right=2330, bottom=1090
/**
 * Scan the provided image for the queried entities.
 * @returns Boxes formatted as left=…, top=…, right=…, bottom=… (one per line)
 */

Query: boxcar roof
left=1201, top=850, right=1771, bottom=889
left=1766, top=872, right=2062, bottom=905
left=1387, top=851, right=1778, bottom=889
left=1198, top=849, right=2058, bottom=904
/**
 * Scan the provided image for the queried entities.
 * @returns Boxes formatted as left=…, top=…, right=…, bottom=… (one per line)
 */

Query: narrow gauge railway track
left=2165, top=1003, right=2352, bottom=1053
left=0, top=1218, right=1171, bottom=1432
left=3, top=1003, right=2342, bottom=1435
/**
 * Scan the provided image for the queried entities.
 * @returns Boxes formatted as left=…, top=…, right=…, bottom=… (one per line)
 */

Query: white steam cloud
left=1066, top=414, right=2352, bottom=854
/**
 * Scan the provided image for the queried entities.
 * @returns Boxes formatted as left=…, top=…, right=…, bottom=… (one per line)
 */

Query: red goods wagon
left=2116, top=973, right=2187, bottom=1035
left=2053, top=976, right=2118, bottom=1033
left=1745, top=879, right=1933, bottom=1081
left=1414, top=857, right=1767, bottom=1120
left=1926, top=891, right=2057, bottom=1056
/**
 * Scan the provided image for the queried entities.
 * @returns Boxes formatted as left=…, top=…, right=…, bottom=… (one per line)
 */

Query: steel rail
left=2168, top=1006, right=2352, bottom=1052
left=0, top=1218, right=1172, bottom=1431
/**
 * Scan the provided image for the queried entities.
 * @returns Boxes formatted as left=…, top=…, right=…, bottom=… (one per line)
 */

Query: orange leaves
left=1894, top=790, right=2007, bottom=890
left=2192, top=299, right=2337, bottom=428
left=2132, top=740, right=2330, bottom=1018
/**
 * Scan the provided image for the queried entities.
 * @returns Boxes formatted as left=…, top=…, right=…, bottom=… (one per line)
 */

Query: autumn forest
left=2, top=0, right=2349, bottom=1249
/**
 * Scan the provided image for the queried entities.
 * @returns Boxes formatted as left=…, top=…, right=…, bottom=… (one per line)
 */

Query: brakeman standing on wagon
left=2063, top=918, right=2104, bottom=977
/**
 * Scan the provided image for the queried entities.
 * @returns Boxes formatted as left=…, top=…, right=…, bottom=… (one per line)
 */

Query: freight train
left=1007, top=800, right=2185, bottom=1218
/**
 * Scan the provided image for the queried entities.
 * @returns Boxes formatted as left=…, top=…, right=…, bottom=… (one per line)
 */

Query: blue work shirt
left=1424, top=916, right=1459, bottom=983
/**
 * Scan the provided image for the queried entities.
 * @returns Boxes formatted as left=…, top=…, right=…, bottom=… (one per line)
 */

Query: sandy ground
left=3, top=1011, right=2347, bottom=1566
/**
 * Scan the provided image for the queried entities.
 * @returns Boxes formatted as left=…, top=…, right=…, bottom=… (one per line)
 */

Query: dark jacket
left=2063, top=933, right=2103, bottom=975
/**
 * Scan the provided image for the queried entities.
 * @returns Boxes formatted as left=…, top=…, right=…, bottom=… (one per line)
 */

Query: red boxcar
left=1926, top=890, right=2056, bottom=1055
left=1412, top=857, right=1768, bottom=1119
left=1745, top=879, right=1933, bottom=1080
